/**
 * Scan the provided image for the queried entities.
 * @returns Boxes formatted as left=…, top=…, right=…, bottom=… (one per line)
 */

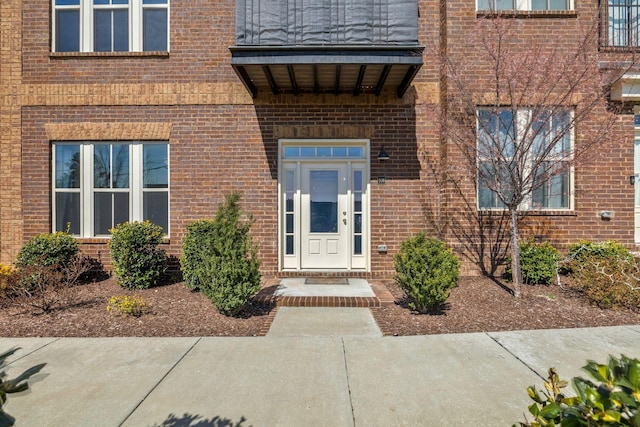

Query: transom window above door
left=53, top=0, right=169, bottom=53
left=283, top=146, right=365, bottom=159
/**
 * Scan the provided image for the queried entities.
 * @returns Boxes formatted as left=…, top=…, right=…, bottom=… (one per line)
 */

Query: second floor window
left=607, top=0, right=640, bottom=48
left=477, top=0, right=572, bottom=11
left=53, top=0, right=169, bottom=53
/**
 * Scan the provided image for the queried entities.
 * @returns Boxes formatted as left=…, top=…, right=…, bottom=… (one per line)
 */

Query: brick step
left=251, top=279, right=396, bottom=308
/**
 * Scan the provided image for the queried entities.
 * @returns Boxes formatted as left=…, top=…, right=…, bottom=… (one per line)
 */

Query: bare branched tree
left=442, top=14, right=632, bottom=297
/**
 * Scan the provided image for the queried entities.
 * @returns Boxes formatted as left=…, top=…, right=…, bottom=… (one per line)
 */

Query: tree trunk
left=509, top=208, right=522, bottom=298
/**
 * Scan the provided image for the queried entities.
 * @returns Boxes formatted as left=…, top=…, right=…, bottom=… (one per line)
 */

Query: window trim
left=476, top=107, right=575, bottom=212
left=52, top=0, right=170, bottom=53
left=52, top=141, right=170, bottom=237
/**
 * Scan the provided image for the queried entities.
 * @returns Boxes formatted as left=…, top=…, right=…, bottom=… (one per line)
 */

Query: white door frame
left=278, top=139, right=370, bottom=272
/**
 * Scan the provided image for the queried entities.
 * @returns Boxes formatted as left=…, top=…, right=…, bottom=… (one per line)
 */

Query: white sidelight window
left=53, top=142, right=169, bottom=236
left=52, top=0, right=169, bottom=52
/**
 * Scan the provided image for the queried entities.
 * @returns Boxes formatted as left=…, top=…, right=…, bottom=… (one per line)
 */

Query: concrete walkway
left=3, top=324, right=640, bottom=426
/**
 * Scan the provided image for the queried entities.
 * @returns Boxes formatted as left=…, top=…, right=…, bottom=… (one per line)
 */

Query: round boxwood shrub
left=16, top=231, right=78, bottom=270
left=394, top=233, right=460, bottom=313
left=15, top=231, right=80, bottom=293
left=506, top=240, right=559, bottom=285
left=108, top=221, right=166, bottom=290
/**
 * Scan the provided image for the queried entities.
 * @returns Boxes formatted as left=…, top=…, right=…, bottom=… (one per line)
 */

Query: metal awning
left=230, top=45, right=424, bottom=98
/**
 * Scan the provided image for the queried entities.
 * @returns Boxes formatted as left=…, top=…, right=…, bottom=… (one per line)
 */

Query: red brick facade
left=1, top=0, right=637, bottom=278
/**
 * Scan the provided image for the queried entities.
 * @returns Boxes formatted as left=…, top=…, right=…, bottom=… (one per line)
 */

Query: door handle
left=343, top=219, right=347, bottom=225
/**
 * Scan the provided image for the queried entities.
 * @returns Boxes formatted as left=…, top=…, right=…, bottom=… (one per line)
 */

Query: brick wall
left=442, top=0, right=637, bottom=274
left=4, top=0, right=639, bottom=279
left=21, top=101, right=439, bottom=278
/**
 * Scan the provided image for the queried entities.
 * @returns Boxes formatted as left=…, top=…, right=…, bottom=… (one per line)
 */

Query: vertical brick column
left=0, top=0, right=23, bottom=264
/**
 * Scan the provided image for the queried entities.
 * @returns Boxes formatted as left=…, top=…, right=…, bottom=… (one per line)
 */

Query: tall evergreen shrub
left=183, top=193, right=261, bottom=315
left=394, top=233, right=460, bottom=312
left=181, top=219, right=217, bottom=291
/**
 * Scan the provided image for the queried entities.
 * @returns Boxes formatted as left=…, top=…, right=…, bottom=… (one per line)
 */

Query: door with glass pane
left=300, top=164, right=349, bottom=269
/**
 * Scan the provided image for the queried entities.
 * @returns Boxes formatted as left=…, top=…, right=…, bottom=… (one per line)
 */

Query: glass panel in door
left=301, top=164, right=348, bottom=269
left=310, top=170, right=338, bottom=233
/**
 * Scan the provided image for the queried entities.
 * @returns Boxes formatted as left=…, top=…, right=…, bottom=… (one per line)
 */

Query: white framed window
left=52, top=0, right=169, bottom=53
left=476, top=107, right=574, bottom=210
left=53, top=142, right=169, bottom=236
left=477, top=0, right=573, bottom=11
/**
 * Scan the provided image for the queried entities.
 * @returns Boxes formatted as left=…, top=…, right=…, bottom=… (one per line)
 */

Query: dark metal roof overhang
left=230, top=45, right=424, bottom=98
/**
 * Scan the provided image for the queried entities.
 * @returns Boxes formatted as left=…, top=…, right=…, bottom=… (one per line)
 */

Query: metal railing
left=605, top=1, right=640, bottom=48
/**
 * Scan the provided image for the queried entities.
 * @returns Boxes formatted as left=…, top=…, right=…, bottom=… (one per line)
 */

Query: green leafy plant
left=108, top=221, right=167, bottom=290
left=393, top=233, right=460, bottom=312
left=106, top=295, right=149, bottom=317
left=183, top=193, right=261, bottom=316
left=564, top=240, right=639, bottom=310
left=181, top=219, right=217, bottom=291
left=15, top=231, right=78, bottom=270
left=569, top=256, right=640, bottom=310
left=15, top=231, right=80, bottom=294
left=506, top=240, right=559, bottom=285
left=567, top=240, right=633, bottom=267
left=1, top=348, right=46, bottom=427
left=10, top=232, right=92, bottom=313
left=515, top=354, right=640, bottom=427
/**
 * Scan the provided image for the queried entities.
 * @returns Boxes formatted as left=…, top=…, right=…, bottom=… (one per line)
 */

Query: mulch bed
left=1, top=275, right=639, bottom=337
left=371, top=277, right=640, bottom=336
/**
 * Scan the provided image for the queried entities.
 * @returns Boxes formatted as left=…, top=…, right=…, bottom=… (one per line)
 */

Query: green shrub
left=514, top=354, right=640, bottom=427
left=14, top=231, right=85, bottom=301
left=108, top=221, right=166, bottom=290
left=16, top=231, right=78, bottom=270
left=569, top=255, right=640, bottom=310
left=506, top=240, right=559, bottom=285
left=185, top=193, right=261, bottom=316
left=567, top=240, right=633, bottom=268
left=394, top=233, right=460, bottom=312
left=1, top=348, right=46, bottom=427
left=181, top=219, right=217, bottom=291
left=564, top=240, right=639, bottom=310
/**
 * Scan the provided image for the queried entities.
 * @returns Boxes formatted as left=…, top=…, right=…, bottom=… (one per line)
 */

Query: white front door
left=279, top=140, right=369, bottom=271
left=300, top=163, right=349, bottom=269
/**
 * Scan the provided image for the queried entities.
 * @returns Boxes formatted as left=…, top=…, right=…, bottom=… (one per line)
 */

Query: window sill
left=599, top=46, right=640, bottom=53
left=50, top=51, right=169, bottom=59
left=478, top=209, right=576, bottom=217
left=76, top=237, right=171, bottom=244
left=476, top=10, right=577, bottom=19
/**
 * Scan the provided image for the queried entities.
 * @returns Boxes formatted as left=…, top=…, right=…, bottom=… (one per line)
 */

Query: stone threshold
left=252, top=279, right=395, bottom=308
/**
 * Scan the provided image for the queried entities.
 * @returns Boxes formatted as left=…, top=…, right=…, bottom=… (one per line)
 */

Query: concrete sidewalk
left=2, top=325, right=640, bottom=426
